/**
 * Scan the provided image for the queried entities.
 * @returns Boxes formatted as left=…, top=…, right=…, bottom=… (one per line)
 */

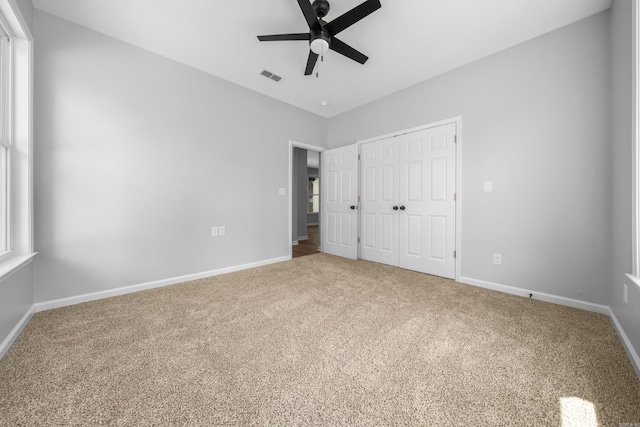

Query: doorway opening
left=289, top=141, right=325, bottom=259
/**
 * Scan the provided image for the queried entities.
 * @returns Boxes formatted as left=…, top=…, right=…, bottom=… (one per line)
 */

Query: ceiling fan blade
left=305, top=50, right=319, bottom=75
left=329, top=37, right=368, bottom=64
left=297, top=0, right=321, bottom=31
left=324, top=0, right=381, bottom=36
left=257, top=33, right=311, bottom=42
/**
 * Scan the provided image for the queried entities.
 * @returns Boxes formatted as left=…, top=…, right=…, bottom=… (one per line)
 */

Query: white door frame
left=288, top=140, right=326, bottom=259
left=355, top=116, right=462, bottom=280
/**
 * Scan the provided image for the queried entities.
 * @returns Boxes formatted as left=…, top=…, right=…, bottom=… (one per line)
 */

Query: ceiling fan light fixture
left=310, top=38, right=329, bottom=55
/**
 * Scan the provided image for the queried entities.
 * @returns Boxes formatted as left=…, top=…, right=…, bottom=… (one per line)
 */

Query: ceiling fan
left=257, top=0, right=382, bottom=76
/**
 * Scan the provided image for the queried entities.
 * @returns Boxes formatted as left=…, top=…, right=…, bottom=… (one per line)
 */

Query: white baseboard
left=34, top=256, right=290, bottom=313
left=457, top=276, right=610, bottom=314
left=298, top=235, right=308, bottom=241
left=608, top=308, right=640, bottom=378
left=0, top=305, right=35, bottom=360
left=292, top=241, right=299, bottom=246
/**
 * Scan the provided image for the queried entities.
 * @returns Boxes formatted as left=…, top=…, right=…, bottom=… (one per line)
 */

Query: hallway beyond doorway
left=292, top=225, right=319, bottom=258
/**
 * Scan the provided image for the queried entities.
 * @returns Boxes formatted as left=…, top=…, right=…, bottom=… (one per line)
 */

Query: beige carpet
left=1, top=254, right=639, bottom=426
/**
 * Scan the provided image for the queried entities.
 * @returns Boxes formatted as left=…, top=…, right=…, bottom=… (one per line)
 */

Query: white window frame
left=0, top=22, right=12, bottom=263
left=633, top=0, right=640, bottom=279
left=0, top=0, right=34, bottom=278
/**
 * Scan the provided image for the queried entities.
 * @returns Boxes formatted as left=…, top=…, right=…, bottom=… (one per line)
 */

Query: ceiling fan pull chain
left=317, top=42, right=324, bottom=78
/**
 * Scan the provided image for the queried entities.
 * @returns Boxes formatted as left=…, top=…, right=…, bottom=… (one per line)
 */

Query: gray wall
left=33, top=11, right=328, bottom=303
left=0, top=264, right=33, bottom=348
left=328, top=11, right=612, bottom=306
left=611, top=0, right=640, bottom=365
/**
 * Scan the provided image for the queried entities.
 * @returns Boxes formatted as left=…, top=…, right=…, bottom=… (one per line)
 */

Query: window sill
left=626, top=274, right=640, bottom=292
left=0, top=253, right=37, bottom=284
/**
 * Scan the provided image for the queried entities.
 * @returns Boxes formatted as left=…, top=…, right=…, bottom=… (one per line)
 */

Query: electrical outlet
left=493, top=253, right=502, bottom=265
left=484, top=181, right=493, bottom=192
left=219, top=226, right=226, bottom=236
left=624, top=283, right=628, bottom=304
left=212, top=226, right=219, bottom=237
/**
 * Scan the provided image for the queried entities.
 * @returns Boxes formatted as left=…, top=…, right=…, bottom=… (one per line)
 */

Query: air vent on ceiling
left=260, top=69, right=283, bottom=82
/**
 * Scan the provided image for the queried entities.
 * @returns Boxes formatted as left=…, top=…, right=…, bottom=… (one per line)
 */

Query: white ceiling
left=32, top=0, right=612, bottom=118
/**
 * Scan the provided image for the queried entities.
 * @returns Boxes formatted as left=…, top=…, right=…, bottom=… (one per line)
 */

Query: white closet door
left=360, top=137, right=399, bottom=265
left=398, top=124, right=456, bottom=278
left=322, top=144, right=359, bottom=260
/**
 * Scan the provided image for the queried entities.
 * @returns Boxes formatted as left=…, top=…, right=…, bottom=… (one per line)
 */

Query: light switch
left=212, top=227, right=219, bottom=237
left=279, top=188, right=287, bottom=196
left=483, top=181, right=493, bottom=192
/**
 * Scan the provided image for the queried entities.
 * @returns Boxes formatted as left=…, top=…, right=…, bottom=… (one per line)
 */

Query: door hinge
left=454, top=135, right=457, bottom=144
left=358, top=237, right=360, bottom=243
left=453, top=193, right=457, bottom=201
left=358, top=154, right=361, bottom=160
left=454, top=250, right=457, bottom=259
left=358, top=196, right=360, bottom=202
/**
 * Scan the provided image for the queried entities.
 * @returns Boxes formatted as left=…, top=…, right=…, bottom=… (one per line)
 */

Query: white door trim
left=288, top=140, right=326, bottom=259
left=355, top=116, right=462, bottom=280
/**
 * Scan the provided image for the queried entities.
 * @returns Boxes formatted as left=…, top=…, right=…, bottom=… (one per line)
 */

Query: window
left=634, top=0, right=640, bottom=278
left=0, top=0, right=34, bottom=270
left=308, top=177, right=319, bottom=213
left=0, top=24, right=10, bottom=261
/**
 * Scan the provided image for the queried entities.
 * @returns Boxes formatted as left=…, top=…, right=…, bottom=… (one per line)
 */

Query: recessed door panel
left=341, top=169, right=352, bottom=203
left=327, top=212, right=337, bottom=244
left=327, top=170, right=338, bottom=203
left=430, top=133, right=447, bottom=151
left=429, top=216, right=447, bottom=261
left=382, top=165, right=395, bottom=202
left=407, top=160, right=422, bottom=202
left=363, top=213, right=376, bottom=249
left=431, top=157, right=447, bottom=202
left=341, top=213, right=352, bottom=246
left=381, top=213, right=395, bottom=252
left=406, top=214, right=422, bottom=257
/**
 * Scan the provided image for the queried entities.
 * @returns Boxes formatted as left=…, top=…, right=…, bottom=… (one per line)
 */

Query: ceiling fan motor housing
left=312, top=0, right=330, bottom=18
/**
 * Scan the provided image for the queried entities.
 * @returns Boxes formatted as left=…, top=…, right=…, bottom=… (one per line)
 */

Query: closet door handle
left=393, top=206, right=399, bottom=211
left=399, top=206, right=406, bottom=211
left=350, top=205, right=356, bottom=210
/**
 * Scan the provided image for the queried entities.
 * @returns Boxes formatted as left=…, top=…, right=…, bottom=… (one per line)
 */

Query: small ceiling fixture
left=320, top=101, right=330, bottom=107
left=257, top=0, right=382, bottom=77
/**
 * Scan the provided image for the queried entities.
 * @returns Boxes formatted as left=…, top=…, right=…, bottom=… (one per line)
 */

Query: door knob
left=393, top=206, right=399, bottom=210
left=350, top=205, right=356, bottom=210
left=400, top=206, right=406, bottom=210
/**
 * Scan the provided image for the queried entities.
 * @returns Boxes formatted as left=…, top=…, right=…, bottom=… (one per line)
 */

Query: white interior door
left=322, top=144, right=358, bottom=260
left=360, top=137, right=399, bottom=265
left=398, top=124, right=456, bottom=278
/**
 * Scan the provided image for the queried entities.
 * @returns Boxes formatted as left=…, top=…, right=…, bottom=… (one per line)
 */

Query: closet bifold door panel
left=360, top=136, right=399, bottom=266
left=360, top=123, right=456, bottom=279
